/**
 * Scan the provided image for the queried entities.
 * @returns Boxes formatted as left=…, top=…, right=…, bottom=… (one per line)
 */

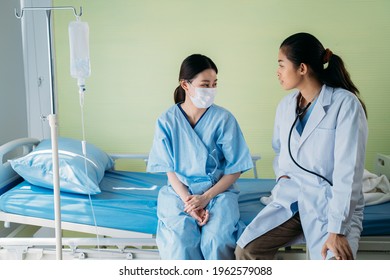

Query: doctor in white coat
left=236, top=32, right=368, bottom=260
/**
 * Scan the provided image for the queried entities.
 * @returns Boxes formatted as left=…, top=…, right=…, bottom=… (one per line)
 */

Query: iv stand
left=15, top=5, right=83, bottom=260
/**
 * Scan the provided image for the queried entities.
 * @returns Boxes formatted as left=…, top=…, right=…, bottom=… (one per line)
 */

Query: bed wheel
left=78, top=252, right=87, bottom=259
left=126, top=252, right=133, bottom=260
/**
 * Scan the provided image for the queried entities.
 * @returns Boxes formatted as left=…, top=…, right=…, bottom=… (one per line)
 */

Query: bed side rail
left=108, top=153, right=261, bottom=178
left=0, top=138, right=40, bottom=192
left=375, top=153, right=390, bottom=180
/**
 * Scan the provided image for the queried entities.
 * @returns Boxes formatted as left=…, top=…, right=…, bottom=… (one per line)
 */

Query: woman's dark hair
left=280, top=32, right=367, bottom=117
left=174, top=54, right=218, bottom=104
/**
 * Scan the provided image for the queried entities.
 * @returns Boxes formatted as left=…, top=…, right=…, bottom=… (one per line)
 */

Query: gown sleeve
left=146, top=116, right=174, bottom=173
left=218, top=113, right=253, bottom=175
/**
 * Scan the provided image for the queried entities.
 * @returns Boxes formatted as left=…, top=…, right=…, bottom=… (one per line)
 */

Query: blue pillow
left=9, top=137, right=113, bottom=195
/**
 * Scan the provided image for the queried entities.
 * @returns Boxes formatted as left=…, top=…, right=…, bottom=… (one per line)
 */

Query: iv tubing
left=79, top=91, right=101, bottom=255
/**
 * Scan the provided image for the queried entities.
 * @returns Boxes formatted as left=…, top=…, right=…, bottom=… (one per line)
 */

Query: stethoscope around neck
left=287, top=101, right=333, bottom=186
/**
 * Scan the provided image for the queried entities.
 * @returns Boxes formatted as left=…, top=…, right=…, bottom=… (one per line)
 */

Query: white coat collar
left=317, top=84, right=333, bottom=107
left=288, top=84, right=333, bottom=107
left=297, top=84, right=334, bottom=148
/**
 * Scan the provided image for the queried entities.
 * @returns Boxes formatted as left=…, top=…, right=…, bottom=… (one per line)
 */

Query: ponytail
left=174, top=85, right=185, bottom=104
left=323, top=53, right=367, bottom=117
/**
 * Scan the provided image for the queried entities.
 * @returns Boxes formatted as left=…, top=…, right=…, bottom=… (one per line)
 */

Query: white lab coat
left=237, top=85, right=368, bottom=259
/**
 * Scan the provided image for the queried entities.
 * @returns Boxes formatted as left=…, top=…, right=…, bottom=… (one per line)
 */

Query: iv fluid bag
left=69, top=20, right=90, bottom=86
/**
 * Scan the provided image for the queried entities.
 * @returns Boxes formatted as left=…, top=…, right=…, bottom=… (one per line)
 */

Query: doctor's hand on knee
left=321, top=233, right=353, bottom=260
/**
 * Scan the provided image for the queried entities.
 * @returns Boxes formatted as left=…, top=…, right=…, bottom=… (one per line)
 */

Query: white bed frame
left=0, top=138, right=389, bottom=260
left=0, top=138, right=161, bottom=259
left=0, top=138, right=262, bottom=260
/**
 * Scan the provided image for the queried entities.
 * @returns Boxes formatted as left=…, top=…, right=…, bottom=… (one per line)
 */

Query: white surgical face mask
left=189, top=86, right=217, bottom=108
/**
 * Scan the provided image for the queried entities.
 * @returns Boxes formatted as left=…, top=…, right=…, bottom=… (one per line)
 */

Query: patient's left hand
left=184, top=194, right=211, bottom=213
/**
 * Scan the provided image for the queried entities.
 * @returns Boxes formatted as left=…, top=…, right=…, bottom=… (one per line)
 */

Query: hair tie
left=323, top=48, right=333, bottom=64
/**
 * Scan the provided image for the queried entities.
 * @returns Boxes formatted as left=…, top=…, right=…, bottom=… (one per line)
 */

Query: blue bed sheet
left=0, top=171, right=389, bottom=236
left=361, top=202, right=390, bottom=236
left=0, top=171, right=164, bottom=234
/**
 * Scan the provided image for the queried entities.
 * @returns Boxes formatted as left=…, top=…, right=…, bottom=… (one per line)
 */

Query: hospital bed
left=0, top=137, right=265, bottom=260
left=0, top=138, right=389, bottom=260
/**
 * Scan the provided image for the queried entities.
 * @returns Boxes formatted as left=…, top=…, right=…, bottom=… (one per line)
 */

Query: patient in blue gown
left=147, top=54, right=253, bottom=260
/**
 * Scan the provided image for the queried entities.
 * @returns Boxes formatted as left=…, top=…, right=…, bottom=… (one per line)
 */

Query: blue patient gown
left=147, top=104, right=253, bottom=260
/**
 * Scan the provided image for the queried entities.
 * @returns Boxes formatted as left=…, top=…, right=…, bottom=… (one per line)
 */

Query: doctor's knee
left=234, top=241, right=278, bottom=260
left=235, top=245, right=247, bottom=260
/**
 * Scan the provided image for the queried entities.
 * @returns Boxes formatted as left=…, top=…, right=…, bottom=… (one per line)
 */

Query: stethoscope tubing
left=287, top=105, right=333, bottom=186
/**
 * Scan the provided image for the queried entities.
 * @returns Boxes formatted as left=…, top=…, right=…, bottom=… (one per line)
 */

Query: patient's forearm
left=204, top=172, right=241, bottom=200
left=167, top=171, right=189, bottom=202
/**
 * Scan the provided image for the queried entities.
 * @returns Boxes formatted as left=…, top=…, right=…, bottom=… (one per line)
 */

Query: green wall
left=53, top=0, right=390, bottom=178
